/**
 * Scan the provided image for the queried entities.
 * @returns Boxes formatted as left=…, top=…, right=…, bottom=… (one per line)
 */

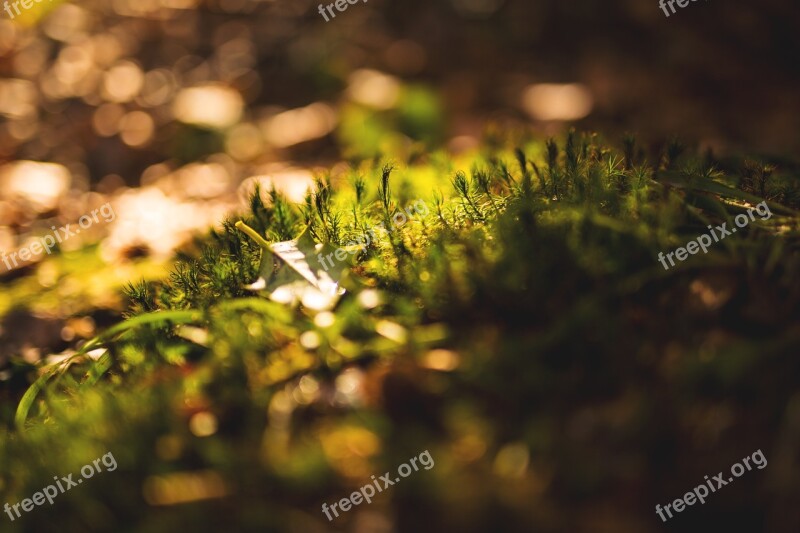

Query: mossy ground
left=1, top=131, right=799, bottom=532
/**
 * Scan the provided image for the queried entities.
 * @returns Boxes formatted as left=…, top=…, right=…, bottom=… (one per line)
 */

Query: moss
left=2, top=132, right=799, bottom=532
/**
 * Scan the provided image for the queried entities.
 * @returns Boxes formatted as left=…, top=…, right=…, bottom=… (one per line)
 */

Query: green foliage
left=2, top=132, right=800, bottom=532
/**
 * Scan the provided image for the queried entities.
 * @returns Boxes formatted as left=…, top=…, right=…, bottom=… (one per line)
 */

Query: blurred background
left=1, top=0, right=799, bottom=255
left=0, top=0, right=800, bottom=195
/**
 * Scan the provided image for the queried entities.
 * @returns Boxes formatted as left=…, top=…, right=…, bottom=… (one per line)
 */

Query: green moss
left=2, top=131, right=799, bottom=531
